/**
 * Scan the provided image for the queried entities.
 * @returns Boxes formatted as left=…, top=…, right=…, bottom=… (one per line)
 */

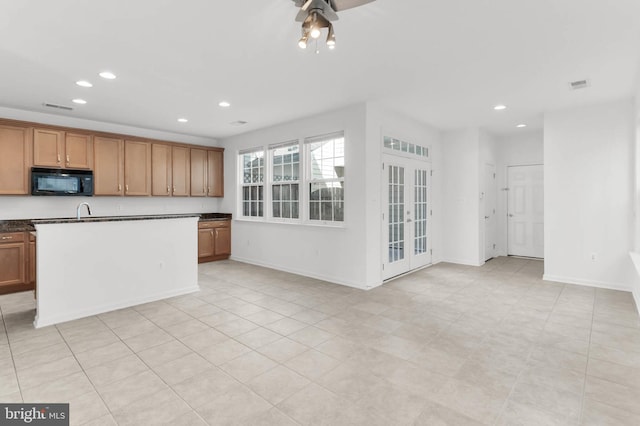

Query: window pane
left=291, top=184, right=299, bottom=201
left=283, top=201, right=291, bottom=218
left=310, top=202, right=319, bottom=220
left=334, top=202, right=344, bottom=222
left=321, top=202, right=333, bottom=221
left=282, top=184, right=291, bottom=200
left=310, top=183, right=320, bottom=200
left=292, top=202, right=299, bottom=219
left=273, top=185, right=281, bottom=201
left=273, top=202, right=281, bottom=218
left=283, top=164, right=292, bottom=181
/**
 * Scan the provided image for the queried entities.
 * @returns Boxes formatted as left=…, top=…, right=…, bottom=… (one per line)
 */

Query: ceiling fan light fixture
left=298, top=33, right=309, bottom=49
left=326, top=24, right=336, bottom=48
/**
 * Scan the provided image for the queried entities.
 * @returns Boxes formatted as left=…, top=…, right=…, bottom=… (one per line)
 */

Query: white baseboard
left=542, top=274, right=631, bottom=292
left=438, top=257, right=484, bottom=267
left=34, top=285, right=200, bottom=328
left=633, top=287, right=640, bottom=317
left=229, top=255, right=368, bottom=290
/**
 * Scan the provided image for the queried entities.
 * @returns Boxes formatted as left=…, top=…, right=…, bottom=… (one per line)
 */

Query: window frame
left=238, top=147, right=265, bottom=220
left=236, top=131, right=346, bottom=227
left=304, top=132, right=346, bottom=226
left=268, top=140, right=302, bottom=223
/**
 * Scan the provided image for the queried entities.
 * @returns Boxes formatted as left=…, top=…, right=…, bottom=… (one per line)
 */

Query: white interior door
left=484, top=163, right=497, bottom=261
left=507, top=164, right=544, bottom=258
left=382, top=155, right=431, bottom=280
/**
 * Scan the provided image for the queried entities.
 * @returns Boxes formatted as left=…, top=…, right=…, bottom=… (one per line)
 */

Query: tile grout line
left=0, top=305, right=26, bottom=404
left=577, top=286, right=597, bottom=424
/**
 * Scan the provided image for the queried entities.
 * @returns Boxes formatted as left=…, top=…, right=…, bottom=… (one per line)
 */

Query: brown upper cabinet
left=207, top=149, right=224, bottom=197
left=152, top=144, right=191, bottom=197
left=0, top=124, right=32, bottom=195
left=172, top=146, right=190, bottom=196
left=94, top=136, right=124, bottom=196
left=124, top=140, right=151, bottom=196
left=33, top=128, right=92, bottom=169
left=0, top=118, right=224, bottom=198
left=191, top=148, right=224, bottom=198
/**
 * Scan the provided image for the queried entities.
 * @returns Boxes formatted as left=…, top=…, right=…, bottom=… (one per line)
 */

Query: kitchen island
left=32, top=214, right=200, bottom=328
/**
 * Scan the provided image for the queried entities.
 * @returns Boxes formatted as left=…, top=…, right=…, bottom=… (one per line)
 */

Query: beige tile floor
left=1, top=257, right=640, bottom=425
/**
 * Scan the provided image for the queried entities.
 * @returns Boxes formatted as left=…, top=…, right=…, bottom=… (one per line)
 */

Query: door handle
left=508, top=214, right=514, bottom=217
left=485, top=216, right=490, bottom=219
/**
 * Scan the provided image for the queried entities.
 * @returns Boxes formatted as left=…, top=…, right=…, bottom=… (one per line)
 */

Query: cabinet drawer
left=0, top=232, right=25, bottom=243
left=199, top=220, right=230, bottom=229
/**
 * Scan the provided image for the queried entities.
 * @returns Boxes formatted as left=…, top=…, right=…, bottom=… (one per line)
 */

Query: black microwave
left=31, top=167, right=94, bottom=196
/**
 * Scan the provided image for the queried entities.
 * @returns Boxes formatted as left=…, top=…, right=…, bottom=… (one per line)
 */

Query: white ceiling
left=1, top=0, right=639, bottom=139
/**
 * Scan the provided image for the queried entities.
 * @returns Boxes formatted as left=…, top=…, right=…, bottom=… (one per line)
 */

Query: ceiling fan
left=291, top=0, right=376, bottom=50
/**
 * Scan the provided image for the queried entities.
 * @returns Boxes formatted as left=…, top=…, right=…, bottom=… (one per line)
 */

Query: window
left=306, top=132, right=345, bottom=223
left=270, top=141, right=300, bottom=220
left=240, top=149, right=264, bottom=217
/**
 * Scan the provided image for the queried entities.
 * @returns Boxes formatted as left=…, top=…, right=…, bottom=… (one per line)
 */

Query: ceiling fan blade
left=301, top=0, right=314, bottom=11
left=332, top=0, right=376, bottom=11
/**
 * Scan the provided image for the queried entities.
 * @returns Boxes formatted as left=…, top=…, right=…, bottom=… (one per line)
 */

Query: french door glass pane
left=388, top=165, right=405, bottom=263
left=414, top=169, right=428, bottom=255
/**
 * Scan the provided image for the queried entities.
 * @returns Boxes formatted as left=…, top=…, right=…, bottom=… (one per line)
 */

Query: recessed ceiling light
left=72, top=99, right=87, bottom=104
left=218, top=101, right=231, bottom=108
left=99, top=71, right=117, bottom=80
left=516, top=124, right=527, bottom=128
left=494, top=105, right=507, bottom=111
left=177, top=118, right=188, bottom=123
left=75, top=80, right=93, bottom=88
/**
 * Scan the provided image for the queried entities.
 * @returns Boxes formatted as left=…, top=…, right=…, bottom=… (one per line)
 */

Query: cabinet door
left=190, top=148, right=207, bottom=197
left=28, top=239, right=36, bottom=284
left=151, top=144, right=172, bottom=196
left=33, top=128, right=64, bottom=167
left=207, top=149, right=224, bottom=197
left=124, top=140, right=152, bottom=196
left=94, top=136, right=124, bottom=196
left=65, top=133, right=93, bottom=169
left=0, top=242, right=26, bottom=286
left=198, top=228, right=215, bottom=258
left=0, top=124, right=32, bottom=195
left=172, top=146, right=190, bottom=196
left=214, top=226, right=231, bottom=256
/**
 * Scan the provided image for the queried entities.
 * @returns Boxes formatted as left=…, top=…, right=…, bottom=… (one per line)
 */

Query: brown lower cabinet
left=0, top=231, right=35, bottom=295
left=198, top=220, right=231, bottom=263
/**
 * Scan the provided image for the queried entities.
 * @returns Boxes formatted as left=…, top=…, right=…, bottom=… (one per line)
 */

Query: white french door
left=382, top=155, right=432, bottom=280
left=507, top=164, right=544, bottom=258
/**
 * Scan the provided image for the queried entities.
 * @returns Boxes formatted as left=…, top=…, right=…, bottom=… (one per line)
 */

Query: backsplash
left=0, top=196, right=222, bottom=220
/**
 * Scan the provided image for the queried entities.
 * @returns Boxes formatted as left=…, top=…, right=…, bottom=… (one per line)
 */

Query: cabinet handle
left=173, top=186, right=176, bottom=193
left=1, top=236, right=13, bottom=240
left=66, top=154, right=70, bottom=163
left=125, top=184, right=129, bottom=193
left=118, top=184, right=122, bottom=192
left=167, top=185, right=170, bottom=194
left=207, top=186, right=210, bottom=194
left=57, top=154, right=61, bottom=163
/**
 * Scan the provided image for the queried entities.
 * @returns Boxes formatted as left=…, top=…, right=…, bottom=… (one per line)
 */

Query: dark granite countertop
left=0, top=220, right=35, bottom=233
left=0, top=213, right=232, bottom=231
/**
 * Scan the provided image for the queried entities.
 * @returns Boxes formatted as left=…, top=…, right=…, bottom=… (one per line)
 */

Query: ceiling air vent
left=569, top=79, right=589, bottom=90
left=43, top=102, right=74, bottom=111
left=230, top=120, right=248, bottom=126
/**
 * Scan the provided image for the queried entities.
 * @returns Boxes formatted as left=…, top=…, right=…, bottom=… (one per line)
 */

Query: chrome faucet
left=76, top=202, right=92, bottom=220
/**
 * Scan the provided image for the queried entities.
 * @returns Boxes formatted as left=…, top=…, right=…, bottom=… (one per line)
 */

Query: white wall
left=495, top=130, right=544, bottom=256
left=441, top=128, right=482, bottom=266
left=365, top=103, right=443, bottom=274
left=0, top=106, right=221, bottom=220
left=0, top=196, right=220, bottom=220
left=219, top=104, right=371, bottom=289
left=219, top=103, right=442, bottom=289
left=544, top=99, right=636, bottom=290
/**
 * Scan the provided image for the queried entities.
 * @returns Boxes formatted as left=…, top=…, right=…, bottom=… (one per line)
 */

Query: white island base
left=33, top=216, right=199, bottom=328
